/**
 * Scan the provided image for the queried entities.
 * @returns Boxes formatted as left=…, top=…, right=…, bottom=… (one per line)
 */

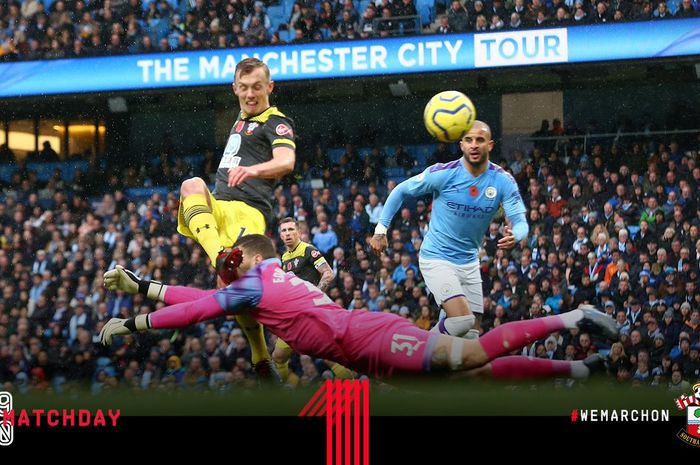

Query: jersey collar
left=241, top=106, right=275, bottom=122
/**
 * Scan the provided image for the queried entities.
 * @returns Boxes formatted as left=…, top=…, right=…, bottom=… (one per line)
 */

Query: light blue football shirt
left=379, top=159, right=528, bottom=265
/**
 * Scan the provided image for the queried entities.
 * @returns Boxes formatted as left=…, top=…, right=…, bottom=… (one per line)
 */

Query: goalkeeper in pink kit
left=100, top=235, right=614, bottom=379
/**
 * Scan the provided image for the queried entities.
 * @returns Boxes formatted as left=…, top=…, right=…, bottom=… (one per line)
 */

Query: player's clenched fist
left=497, top=226, right=517, bottom=250
left=369, top=234, right=388, bottom=256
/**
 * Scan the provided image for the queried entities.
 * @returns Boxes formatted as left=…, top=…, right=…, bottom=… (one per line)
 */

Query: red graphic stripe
left=299, top=381, right=327, bottom=417
left=326, top=380, right=333, bottom=465
left=336, top=380, right=342, bottom=465
left=363, top=379, right=369, bottom=465
left=354, top=379, right=360, bottom=465
left=345, top=380, right=352, bottom=465
left=308, top=390, right=328, bottom=418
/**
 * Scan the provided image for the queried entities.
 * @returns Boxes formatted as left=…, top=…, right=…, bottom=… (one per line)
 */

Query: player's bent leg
left=430, top=297, right=475, bottom=338
left=227, top=207, right=272, bottom=379
left=421, top=258, right=476, bottom=338
left=272, top=338, right=293, bottom=382
left=236, top=314, right=271, bottom=364
left=178, top=178, right=222, bottom=263
left=454, top=357, right=597, bottom=380
left=489, top=356, right=589, bottom=379
left=461, top=264, right=484, bottom=339
left=478, top=307, right=618, bottom=362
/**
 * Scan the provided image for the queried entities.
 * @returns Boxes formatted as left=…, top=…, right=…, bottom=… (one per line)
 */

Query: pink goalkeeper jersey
left=213, top=259, right=436, bottom=377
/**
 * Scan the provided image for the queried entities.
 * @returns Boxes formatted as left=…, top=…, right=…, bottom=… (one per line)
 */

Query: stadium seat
left=278, top=29, right=293, bottom=43
left=418, top=4, right=432, bottom=26
left=627, top=225, right=641, bottom=240
left=328, top=147, right=345, bottom=164
left=125, top=186, right=170, bottom=201
left=0, top=166, right=15, bottom=183
left=25, top=161, right=89, bottom=182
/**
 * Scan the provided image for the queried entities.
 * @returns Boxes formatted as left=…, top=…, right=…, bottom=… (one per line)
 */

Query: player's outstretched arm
left=371, top=167, right=442, bottom=255
left=103, top=265, right=215, bottom=304
left=99, top=293, right=232, bottom=345
left=100, top=277, right=264, bottom=346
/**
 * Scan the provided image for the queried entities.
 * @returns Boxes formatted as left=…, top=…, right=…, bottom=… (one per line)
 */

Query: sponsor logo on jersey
left=246, top=122, right=259, bottom=135
left=275, top=123, right=293, bottom=137
left=485, top=187, right=497, bottom=199
left=446, top=201, right=496, bottom=213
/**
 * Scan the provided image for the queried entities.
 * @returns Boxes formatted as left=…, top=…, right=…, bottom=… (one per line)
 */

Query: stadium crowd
left=0, top=0, right=698, bottom=61
left=1, top=119, right=700, bottom=394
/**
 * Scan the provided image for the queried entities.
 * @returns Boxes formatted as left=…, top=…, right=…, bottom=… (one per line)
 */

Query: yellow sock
left=286, top=371, right=300, bottom=388
left=182, top=194, right=221, bottom=263
left=275, top=360, right=290, bottom=382
left=236, top=314, right=271, bottom=365
left=328, top=362, right=355, bottom=380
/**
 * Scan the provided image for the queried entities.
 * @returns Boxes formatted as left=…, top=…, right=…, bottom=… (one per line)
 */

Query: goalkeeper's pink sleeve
left=163, top=286, right=217, bottom=305
left=149, top=296, right=225, bottom=329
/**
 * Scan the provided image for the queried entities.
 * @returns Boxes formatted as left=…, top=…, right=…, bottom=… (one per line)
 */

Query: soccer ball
left=423, top=91, right=476, bottom=143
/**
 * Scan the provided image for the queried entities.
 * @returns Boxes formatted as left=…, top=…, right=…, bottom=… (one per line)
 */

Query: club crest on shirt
left=485, top=187, right=497, bottom=199
left=246, top=122, right=259, bottom=135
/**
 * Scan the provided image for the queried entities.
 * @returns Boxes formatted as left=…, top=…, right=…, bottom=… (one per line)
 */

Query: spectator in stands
left=447, top=0, right=469, bottom=31
left=654, top=1, right=674, bottom=18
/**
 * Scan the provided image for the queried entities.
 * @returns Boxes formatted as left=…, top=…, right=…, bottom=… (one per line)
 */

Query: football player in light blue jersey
left=370, top=121, right=528, bottom=338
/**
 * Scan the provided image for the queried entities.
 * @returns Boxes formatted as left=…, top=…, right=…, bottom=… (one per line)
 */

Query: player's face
left=237, top=248, right=262, bottom=274
left=279, top=222, right=300, bottom=249
left=232, top=67, right=274, bottom=117
left=459, top=124, right=494, bottom=168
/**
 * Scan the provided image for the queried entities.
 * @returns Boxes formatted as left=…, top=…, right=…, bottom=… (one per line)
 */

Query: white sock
left=558, top=309, right=584, bottom=329
left=464, top=329, right=480, bottom=340
left=569, top=360, right=590, bottom=379
left=430, top=315, right=475, bottom=337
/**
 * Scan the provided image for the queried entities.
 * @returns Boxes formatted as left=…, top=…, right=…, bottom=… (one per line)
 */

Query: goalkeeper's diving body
left=101, top=235, right=614, bottom=380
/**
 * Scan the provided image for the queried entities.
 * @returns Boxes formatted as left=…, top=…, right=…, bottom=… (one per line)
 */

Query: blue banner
left=0, top=18, right=699, bottom=97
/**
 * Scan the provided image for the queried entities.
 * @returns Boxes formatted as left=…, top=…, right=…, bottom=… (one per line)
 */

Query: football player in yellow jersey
left=274, top=217, right=355, bottom=382
left=176, top=58, right=295, bottom=377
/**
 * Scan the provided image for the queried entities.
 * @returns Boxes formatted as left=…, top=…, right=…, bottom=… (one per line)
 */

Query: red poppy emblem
left=469, top=186, right=479, bottom=197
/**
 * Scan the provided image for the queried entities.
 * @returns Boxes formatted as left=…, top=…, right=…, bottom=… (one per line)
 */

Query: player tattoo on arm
left=317, top=263, right=335, bottom=293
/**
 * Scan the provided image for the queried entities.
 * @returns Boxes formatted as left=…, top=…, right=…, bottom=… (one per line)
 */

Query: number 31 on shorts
left=390, top=334, right=425, bottom=357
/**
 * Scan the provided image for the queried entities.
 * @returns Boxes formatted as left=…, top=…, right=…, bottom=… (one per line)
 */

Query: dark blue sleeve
left=212, top=272, right=263, bottom=314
